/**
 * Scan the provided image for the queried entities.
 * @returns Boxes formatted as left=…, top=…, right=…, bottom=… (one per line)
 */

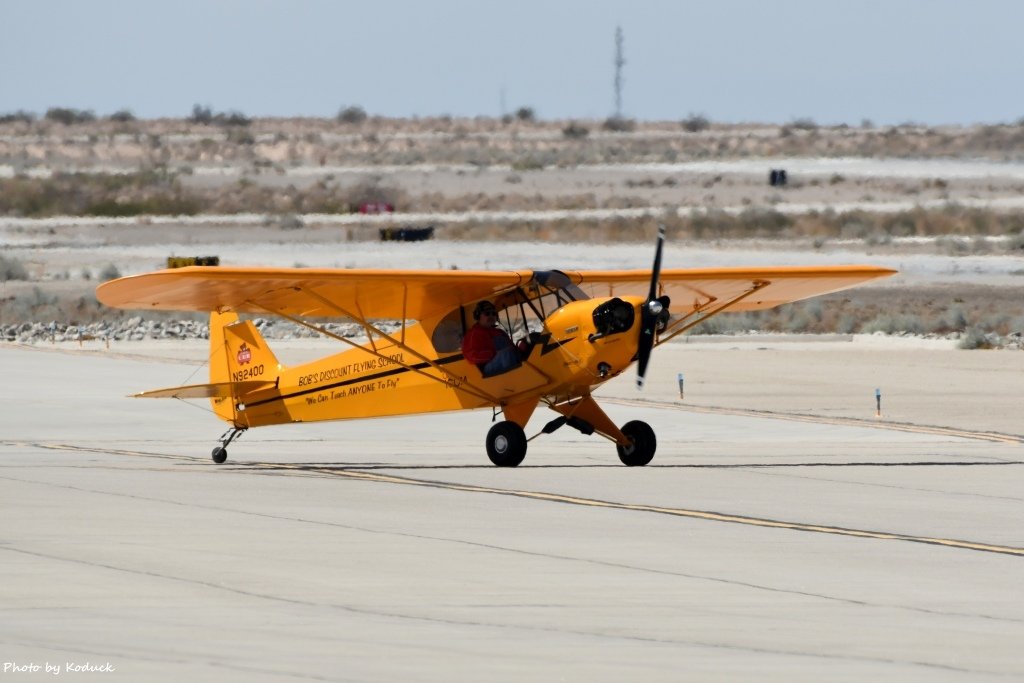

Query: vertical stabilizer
left=208, top=312, right=281, bottom=422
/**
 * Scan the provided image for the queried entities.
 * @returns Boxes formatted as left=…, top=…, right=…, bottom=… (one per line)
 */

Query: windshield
left=496, top=271, right=588, bottom=340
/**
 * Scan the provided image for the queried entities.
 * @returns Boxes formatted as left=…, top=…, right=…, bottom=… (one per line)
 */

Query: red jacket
left=461, top=324, right=510, bottom=365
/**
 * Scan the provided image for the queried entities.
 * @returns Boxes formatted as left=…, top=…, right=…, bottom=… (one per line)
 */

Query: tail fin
left=209, top=312, right=281, bottom=422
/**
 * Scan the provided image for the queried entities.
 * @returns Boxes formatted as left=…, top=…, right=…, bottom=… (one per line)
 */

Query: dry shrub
left=681, top=114, right=711, bottom=133
left=0, top=171, right=196, bottom=217
left=562, top=122, right=589, bottom=139
left=0, top=255, right=29, bottom=281
left=791, top=214, right=834, bottom=238
left=958, top=328, right=991, bottom=349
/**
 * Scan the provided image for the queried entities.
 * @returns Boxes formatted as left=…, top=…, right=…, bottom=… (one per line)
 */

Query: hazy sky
left=2, top=0, right=1021, bottom=125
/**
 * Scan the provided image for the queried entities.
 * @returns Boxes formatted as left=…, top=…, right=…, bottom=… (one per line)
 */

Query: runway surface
left=2, top=344, right=1023, bottom=681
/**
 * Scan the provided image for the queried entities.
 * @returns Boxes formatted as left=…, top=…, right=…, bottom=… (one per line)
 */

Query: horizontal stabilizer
left=133, top=381, right=275, bottom=399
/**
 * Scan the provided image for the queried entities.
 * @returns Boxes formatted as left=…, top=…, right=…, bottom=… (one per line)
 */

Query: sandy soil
left=6, top=120, right=1024, bottom=216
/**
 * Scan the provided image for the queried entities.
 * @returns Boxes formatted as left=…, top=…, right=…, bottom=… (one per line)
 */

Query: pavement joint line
left=247, top=461, right=1024, bottom=558
left=8, top=440, right=1024, bottom=557
left=603, top=397, right=1024, bottom=444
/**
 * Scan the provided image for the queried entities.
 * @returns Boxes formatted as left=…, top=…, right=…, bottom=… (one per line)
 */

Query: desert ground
left=2, top=116, right=1023, bottom=680
left=2, top=117, right=1024, bottom=343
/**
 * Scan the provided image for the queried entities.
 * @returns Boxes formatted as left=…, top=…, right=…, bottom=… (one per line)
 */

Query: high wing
left=96, top=264, right=895, bottom=321
left=96, top=267, right=532, bottom=320
left=571, top=265, right=896, bottom=313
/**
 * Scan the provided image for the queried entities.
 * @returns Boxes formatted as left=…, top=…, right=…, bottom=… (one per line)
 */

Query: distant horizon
left=3, top=106, right=1022, bottom=129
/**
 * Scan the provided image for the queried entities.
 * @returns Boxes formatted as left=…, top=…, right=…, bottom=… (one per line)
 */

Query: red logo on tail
left=236, top=343, right=252, bottom=365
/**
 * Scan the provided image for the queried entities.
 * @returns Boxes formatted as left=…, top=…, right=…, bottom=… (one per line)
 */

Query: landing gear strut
left=211, top=427, right=246, bottom=464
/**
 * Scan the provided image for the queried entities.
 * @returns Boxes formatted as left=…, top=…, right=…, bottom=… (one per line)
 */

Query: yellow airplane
left=96, top=230, right=895, bottom=466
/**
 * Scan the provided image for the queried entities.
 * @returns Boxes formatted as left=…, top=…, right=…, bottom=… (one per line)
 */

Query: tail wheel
left=486, top=421, right=527, bottom=467
left=211, top=427, right=245, bottom=464
left=616, top=420, right=656, bottom=466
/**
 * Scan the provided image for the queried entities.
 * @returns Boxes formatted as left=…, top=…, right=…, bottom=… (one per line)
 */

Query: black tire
left=211, top=446, right=228, bottom=464
left=486, top=421, right=527, bottom=467
left=616, top=420, right=656, bottom=466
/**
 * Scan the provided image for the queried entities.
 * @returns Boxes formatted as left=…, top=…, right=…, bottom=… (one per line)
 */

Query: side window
left=430, top=308, right=465, bottom=353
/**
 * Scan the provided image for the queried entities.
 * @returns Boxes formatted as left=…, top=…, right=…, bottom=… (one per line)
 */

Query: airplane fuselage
left=213, top=295, right=646, bottom=430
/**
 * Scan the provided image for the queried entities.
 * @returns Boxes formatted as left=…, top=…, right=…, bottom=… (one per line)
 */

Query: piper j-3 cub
left=96, top=230, right=894, bottom=467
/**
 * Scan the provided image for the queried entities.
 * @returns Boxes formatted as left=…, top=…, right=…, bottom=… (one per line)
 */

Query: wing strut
left=245, top=291, right=501, bottom=405
left=657, top=279, right=771, bottom=345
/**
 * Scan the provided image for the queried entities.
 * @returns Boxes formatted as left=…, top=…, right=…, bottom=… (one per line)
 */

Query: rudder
left=209, top=312, right=281, bottom=422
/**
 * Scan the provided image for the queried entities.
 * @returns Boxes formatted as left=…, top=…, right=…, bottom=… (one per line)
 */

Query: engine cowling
left=541, top=297, right=644, bottom=388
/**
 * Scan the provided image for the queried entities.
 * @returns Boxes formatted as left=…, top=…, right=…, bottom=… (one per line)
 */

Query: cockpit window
left=429, top=270, right=589, bottom=353
left=500, top=271, right=587, bottom=340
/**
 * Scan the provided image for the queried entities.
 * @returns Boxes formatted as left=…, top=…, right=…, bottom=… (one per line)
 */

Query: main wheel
left=616, top=420, right=656, bottom=466
left=211, top=446, right=228, bottom=464
left=486, top=421, right=527, bottom=467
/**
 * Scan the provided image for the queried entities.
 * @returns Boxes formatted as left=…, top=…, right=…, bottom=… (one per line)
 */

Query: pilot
left=462, top=300, right=523, bottom=376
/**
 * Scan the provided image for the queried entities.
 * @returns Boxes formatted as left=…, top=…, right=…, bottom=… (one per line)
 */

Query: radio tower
left=614, top=26, right=625, bottom=119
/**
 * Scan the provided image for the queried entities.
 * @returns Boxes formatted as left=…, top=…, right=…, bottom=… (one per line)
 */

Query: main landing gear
left=211, top=427, right=246, bottom=464
left=616, top=420, right=656, bottom=467
left=484, top=417, right=657, bottom=467
left=486, top=421, right=528, bottom=467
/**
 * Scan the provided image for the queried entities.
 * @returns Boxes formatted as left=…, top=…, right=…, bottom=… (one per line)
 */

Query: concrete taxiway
left=1, top=341, right=1022, bottom=681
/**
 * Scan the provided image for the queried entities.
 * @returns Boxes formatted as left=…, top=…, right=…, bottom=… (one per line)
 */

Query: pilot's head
left=473, top=300, right=498, bottom=322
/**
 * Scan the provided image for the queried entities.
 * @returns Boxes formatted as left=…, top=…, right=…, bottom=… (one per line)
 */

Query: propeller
left=636, top=224, right=668, bottom=389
